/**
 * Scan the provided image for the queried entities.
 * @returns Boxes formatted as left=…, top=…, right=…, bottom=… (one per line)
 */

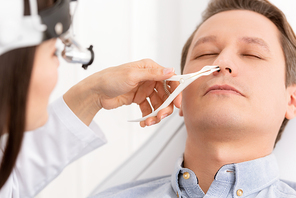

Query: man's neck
left=183, top=131, right=274, bottom=194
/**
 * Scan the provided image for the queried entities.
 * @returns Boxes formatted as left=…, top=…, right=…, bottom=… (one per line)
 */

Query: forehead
left=190, top=10, right=282, bottom=51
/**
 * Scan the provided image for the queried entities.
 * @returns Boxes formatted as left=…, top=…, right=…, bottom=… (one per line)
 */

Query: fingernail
left=161, top=114, right=168, bottom=120
left=163, top=68, right=174, bottom=75
left=148, top=121, right=156, bottom=126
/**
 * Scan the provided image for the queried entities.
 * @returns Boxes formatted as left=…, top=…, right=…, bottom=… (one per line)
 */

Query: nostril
left=226, top=67, right=232, bottom=73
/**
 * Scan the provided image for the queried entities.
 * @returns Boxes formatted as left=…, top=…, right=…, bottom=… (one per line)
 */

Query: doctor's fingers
left=165, top=81, right=182, bottom=109
left=128, top=59, right=175, bottom=82
left=134, top=80, right=172, bottom=110
left=139, top=83, right=175, bottom=127
left=139, top=99, right=174, bottom=127
left=155, top=81, right=182, bottom=111
left=132, top=81, right=157, bottom=127
left=149, top=86, right=175, bottom=121
left=152, top=81, right=179, bottom=121
left=139, top=99, right=158, bottom=127
left=138, top=89, right=163, bottom=127
left=133, top=81, right=156, bottom=105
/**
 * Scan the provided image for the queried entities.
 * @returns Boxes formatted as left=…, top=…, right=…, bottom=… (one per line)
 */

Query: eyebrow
left=192, top=35, right=271, bottom=53
left=239, top=37, right=270, bottom=52
left=192, top=35, right=217, bottom=50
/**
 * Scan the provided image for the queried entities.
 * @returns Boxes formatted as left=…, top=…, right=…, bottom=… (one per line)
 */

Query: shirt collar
left=171, top=153, right=279, bottom=197
left=230, top=153, right=279, bottom=197
left=171, top=156, right=183, bottom=195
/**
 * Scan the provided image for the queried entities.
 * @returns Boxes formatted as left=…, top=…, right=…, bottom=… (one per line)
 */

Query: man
left=94, top=0, right=296, bottom=197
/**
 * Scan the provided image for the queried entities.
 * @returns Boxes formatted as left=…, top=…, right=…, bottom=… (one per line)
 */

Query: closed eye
left=242, top=54, right=263, bottom=60
left=195, top=53, right=219, bottom=59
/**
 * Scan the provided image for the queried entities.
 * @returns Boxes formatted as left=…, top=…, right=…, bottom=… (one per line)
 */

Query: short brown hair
left=180, top=0, right=296, bottom=145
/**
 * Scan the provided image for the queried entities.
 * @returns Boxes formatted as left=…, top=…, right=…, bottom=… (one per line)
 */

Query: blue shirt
left=92, top=154, right=296, bottom=197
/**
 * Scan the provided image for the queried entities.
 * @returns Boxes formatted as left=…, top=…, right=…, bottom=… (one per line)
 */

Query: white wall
left=36, top=0, right=296, bottom=197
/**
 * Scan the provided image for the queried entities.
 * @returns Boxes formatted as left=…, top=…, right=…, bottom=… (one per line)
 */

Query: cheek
left=26, top=62, right=58, bottom=130
left=180, top=83, right=200, bottom=118
left=31, top=63, right=58, bottom=95
left=258, top=64, right=285, bottom=98
left=250, top=64, right=287, bottom=122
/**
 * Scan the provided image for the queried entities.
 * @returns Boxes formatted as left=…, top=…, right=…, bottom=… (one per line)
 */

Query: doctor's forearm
left=63, top=80, right=101, bottom=126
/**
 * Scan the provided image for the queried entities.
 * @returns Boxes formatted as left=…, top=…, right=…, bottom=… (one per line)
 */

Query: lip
left=204, top=84, right=244, bottom=96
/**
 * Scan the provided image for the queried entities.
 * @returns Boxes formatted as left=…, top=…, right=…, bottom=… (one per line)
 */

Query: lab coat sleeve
left=6, top=97, right=107, bottom=198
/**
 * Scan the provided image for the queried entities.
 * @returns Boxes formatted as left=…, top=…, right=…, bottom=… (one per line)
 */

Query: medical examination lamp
left=0, top=0, right=94, bottom=69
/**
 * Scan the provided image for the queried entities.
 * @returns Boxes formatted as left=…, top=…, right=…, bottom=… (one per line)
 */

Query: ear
left=285, top=85, right=296, bottom=119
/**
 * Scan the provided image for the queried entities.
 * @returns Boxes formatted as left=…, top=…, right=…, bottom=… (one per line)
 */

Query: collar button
left=183, top=172, right=190, bottom=179
left=236, top=189, right=243, bottom=196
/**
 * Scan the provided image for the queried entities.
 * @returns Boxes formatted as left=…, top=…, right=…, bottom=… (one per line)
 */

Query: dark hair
left=0, top=47, right=35, bottom=188
left=180, top=0, right=296, bottom=145
left=0, top=0, right=53, bottom=189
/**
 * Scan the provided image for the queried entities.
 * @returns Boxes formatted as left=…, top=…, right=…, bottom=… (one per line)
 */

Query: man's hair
left=180, top=0, right=296, bottom=145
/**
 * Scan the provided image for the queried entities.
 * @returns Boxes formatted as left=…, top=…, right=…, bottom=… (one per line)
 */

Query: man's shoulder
left=272, top=179, right=296, bottom=197
left=279, top=179, right=296, bottom=191
left=91, top=175, right=177, bottom=198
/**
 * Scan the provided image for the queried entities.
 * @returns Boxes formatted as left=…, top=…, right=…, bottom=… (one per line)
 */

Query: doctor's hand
left=64, top=59, right=181, bottom=127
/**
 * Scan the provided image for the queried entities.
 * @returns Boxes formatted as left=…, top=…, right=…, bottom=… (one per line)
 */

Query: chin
left=185, top=105, right=246, bottom=131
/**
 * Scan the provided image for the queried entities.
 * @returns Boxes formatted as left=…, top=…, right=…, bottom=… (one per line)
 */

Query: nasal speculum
left=128, top=65, right=220, bottom=122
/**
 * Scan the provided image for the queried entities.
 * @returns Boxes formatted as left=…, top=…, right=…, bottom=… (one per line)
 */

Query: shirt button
left=183, top=172, right=190, bottom=179
left=236, top=189, right=243, bottom=196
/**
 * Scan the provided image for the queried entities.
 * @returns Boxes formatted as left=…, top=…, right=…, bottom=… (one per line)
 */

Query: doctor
left=0, top=0, right=181, bottom=197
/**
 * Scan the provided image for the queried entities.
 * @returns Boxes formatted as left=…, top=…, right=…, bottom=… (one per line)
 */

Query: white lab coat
left=0, top=97, right=107, bottom=198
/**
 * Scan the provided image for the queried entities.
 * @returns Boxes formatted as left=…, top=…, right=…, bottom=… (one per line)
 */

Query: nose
left=217, top=65, right=233, bottom=74
left=212, top=53, right=237, bottom=76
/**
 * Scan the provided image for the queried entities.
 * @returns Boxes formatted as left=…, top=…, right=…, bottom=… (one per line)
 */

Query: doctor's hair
left=0, top=47, right=35, bottom=189
left=0, top=0, right=54, bottom=189
left=180, top=0, right=296, bottom=146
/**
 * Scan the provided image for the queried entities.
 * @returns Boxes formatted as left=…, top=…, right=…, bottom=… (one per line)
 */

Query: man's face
left=181, top=10, right=289, bottom=139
